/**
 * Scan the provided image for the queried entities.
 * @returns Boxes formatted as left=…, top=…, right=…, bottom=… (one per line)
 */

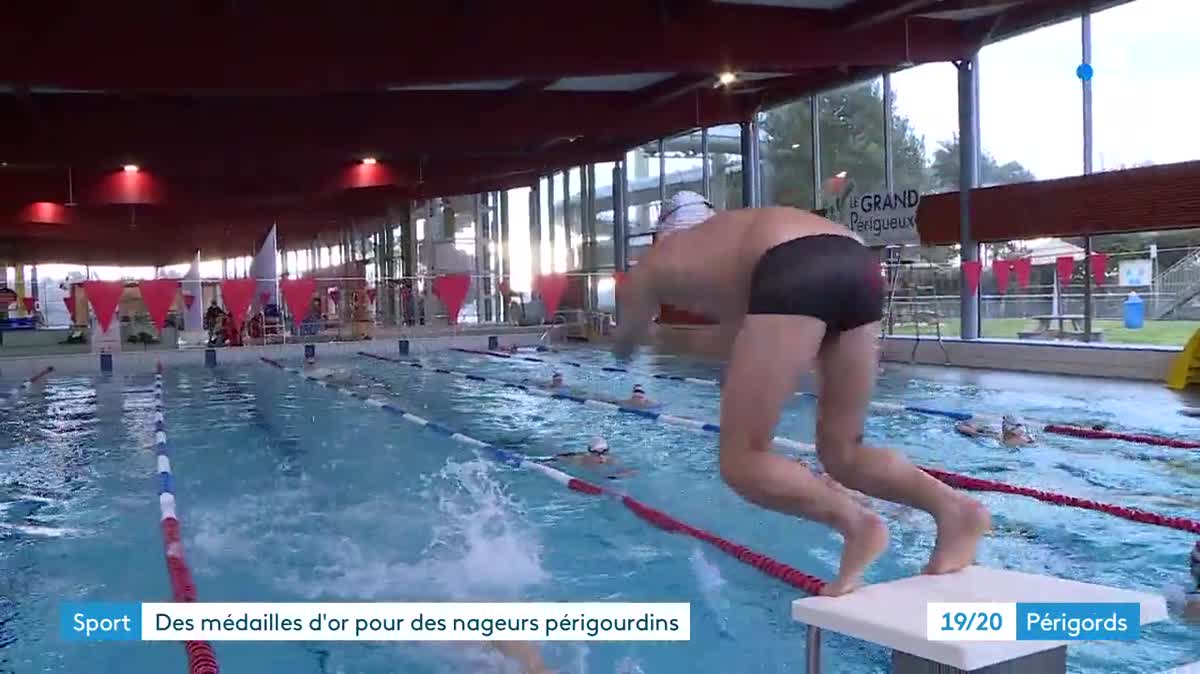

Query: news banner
left=61, top=601, right=1140, bottom=642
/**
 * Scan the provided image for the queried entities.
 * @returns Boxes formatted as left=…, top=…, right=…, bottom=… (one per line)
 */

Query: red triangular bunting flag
left=1055, top=256, right=1075, bottom=286
left=259, top=292, right=270, bottom=307
left=280, top=278, right=316, bottom=328
left=1012, top=257, right=1032, bottom=289
left=82, top=280, right=125, bottom=333
left=961, top=261, right=982, bottom=294
left=613, top=271, right=625, bottom=288
left=21, top=297, right=35, bottom=314
left=536, top=273, right=569, bottom=319
left=366, top=288, right=377, bottom=304
left=183, top=294, right=195, bottom=309
left=63, top=295, right=75, bottom=320
left=1089, top=252, right=1108, bottom=285
left=499, top=279, right=511, bottom=296
left=991, top=259, right=1011, bottom=294
left=138, top=279, right=180, bottom=329
left=433, top=273, right=472, bottom=324
left=219, top=278, right=256, bottom=329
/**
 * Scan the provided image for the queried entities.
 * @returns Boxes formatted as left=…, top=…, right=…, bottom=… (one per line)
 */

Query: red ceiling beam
left=837, top=0, right=945, bottom=30
left=0, top=2, right=974, bottom=93
left=0, top=87, right=750, bottom=168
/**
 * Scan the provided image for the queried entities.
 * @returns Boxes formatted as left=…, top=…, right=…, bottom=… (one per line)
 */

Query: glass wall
left=760, top=99, right=815, bottom=210
left=1092, top=0, right=1200, bottom=172
left=663, top=130, right=706, bottom=202
left=818, top=78, right=888, bottom=198
left=705, top=123, right=743, bottom=210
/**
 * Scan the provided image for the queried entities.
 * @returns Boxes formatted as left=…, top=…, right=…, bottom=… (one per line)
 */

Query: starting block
left=792, top=566, right=1167, bottom=673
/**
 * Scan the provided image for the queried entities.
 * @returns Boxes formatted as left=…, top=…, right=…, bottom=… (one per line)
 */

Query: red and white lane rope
left=369, top=353, right=1200, bottom=536
left=153, top=364, right=220, bottom=674
left=262, top=356, right=828, bottom=595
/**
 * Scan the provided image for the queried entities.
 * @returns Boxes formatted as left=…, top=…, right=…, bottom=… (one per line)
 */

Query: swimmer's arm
left=612, top=262, right=660, bottom=358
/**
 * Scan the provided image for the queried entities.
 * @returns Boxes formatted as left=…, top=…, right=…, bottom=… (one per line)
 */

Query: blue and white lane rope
left=360, top=352, right=813, bottom=453
left=259, top=357, right=831, bottom=596
left=357, top=354, right=1200, bottom=535
left=258, top=358, right=576, bottom=486
left=152, top=365, right=220, bottom=674
left=450, top=348, right=970, bottom=421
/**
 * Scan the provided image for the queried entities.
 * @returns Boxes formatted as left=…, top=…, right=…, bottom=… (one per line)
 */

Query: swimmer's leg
left=814, top=323, right=989, bottom=580
left=718, top=314, right=888, bottom=596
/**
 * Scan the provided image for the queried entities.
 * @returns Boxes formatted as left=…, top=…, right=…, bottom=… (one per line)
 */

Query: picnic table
left=1018, top=314, right=1103, bottom=342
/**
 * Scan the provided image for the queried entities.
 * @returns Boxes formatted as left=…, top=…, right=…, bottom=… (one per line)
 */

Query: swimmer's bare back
left=614, top=207, right=990, bottom=595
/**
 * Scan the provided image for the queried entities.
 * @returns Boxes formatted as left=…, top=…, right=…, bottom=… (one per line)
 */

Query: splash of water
left=688, top=546, right=731, bottom=637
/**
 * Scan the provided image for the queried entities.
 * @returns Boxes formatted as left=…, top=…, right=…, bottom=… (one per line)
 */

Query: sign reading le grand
left=845, top=189, right=921, bottom=247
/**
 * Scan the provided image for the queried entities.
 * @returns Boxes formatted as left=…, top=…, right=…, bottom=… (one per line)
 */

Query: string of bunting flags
left=959, top=253, right=1108, bottom=294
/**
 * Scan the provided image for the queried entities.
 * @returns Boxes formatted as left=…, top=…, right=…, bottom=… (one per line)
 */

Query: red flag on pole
left=82, top=281, right=125, bottom=332
left=183, top=294, right=195, bottom=310
left=536, top=273, right=569, bottom=319
left=433, top=274, right=471, bottom=324
left=366, top=288, right=377, bottom=304
left=1055, top=256, right=1075, bottom=287
left=280, top=278, right=316, bottom=328
left=219, top=278, right=256, bottom=330
left=991, top=260, right=1011, bottom=294
left=1012, top=257, right=1032, bottom=289
left=498, top=279, right=511, bottom=297
left=961, top=261, right=982, bottom=294
left=138, top=279, right=180, bottom=329
left=21, top=297, right=35, bottom=314
left=613, top=271, right=626, bottom=288
left=1089, top=253, right=1108, bottom=285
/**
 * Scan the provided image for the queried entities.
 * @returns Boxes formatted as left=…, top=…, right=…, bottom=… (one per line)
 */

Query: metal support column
left=499, top=190, right=510, bottom=323
left=657, top=138, right=667, bottom=205
left=811, top=97, right=822, bottom=210
left=957, top=55, right=981, bottom=340
left=529, top=184, right=541, bottom=280
left=563, top=170, right=574, bottom=271
left=613, top=161, right=628, bottom=324
left=584, top=164, right=598, bottom=312
left=883, top=73, right=895, bottom=193
left=547, top=173, right=557, bottom=273
left=1082, top=12, right=1095, bottom=342
left=700, top=128, right=711, bottom=198
left=740, top=118, right=761, bottom=208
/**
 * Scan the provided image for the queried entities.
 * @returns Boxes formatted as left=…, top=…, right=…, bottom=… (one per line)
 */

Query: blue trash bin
left=1123, top=291, right=1144, bottom=329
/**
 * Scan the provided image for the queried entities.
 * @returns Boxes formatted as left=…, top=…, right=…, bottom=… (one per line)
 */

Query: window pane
left=626, top=144, right=661, bottom=235
left=761, top=99, right=815, bottom=209
left=663, top=129, right=706, bottom=202
left=818, top=78, right=887, bottom=201
left=979, top=20, right=1082, bottom=183
left=1091, top=228, right=1200, bottom=347
left=706, top=123, right=742, bottom=210
left=1092, top=0, right=1200, bottom=170
left=889, top=64, right=958, bottom=194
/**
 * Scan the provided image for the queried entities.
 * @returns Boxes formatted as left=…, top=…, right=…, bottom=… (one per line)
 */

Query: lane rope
left=153, top=364, right=220, bottom=674
left=367, top=352, right=1200, bottom=535
left=261, top=356, right=827, bottom=595
left=457, top=348, right=1200, bottom=449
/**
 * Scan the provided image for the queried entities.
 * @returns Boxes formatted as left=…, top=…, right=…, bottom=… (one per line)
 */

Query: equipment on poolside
left=883, top=258, right=950, bottom=365
left=1166, top=327, right=1200, bottom=390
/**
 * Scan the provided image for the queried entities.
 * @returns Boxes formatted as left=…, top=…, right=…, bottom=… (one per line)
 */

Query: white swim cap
left=588, top=436, right=609, bottom=454
left=658, top=190, right=715, bottom=233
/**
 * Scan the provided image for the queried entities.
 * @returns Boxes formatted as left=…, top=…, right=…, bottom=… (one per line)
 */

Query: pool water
left=0, top=347, right=1197, bottom=673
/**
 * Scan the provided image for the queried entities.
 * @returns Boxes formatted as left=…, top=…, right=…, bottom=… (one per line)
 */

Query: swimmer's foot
left=924, top=496, right=991, bottom=575
left=821, top=510, right=889, bottom=597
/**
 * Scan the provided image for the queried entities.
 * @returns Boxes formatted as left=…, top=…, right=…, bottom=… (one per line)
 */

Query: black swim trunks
left=746, top=234, right=883, bottom=339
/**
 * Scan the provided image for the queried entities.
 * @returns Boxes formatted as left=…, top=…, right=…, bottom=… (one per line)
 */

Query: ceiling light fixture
left=123, top=164, right=139, bottom=173
left=362, top=157, right=378, bottom=165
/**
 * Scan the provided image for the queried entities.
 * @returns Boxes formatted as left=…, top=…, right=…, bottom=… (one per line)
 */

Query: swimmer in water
left=619, top=384, right=658, bottom=409
left=539, top=437, right=635, bottom=479
left=612, top=197, right=989, bottom=595
left=522, top=371, right=564, bottom=390
left=1185, top=541, right=1200, bottom=622
left=954, top=415, right=1035, bottom=448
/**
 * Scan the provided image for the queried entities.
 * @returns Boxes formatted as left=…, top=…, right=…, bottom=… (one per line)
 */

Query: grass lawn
left=890, top=318, right=1200, bottom=346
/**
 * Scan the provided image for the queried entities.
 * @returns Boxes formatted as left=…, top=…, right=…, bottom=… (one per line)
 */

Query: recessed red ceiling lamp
left=123, top=164, right=140, bottom=173
left=361, top=157, right=378, bottom=165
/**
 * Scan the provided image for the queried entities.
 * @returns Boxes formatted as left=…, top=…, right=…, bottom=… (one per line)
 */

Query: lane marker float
left=262, top=356, right=827, bottom=595
left=153, top=364, right=220, bottom=674
left=367, top=353, right=1200, bottom=535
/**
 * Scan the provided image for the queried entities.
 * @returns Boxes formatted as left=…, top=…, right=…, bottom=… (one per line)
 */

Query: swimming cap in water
left=588, top=437, right=609, bottom=454
left=658, top=190, right=715, bottom=233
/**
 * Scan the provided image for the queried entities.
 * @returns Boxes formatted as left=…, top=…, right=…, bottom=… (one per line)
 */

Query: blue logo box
left=1016, top=602, right=1139, bottom=641
left=59, top=602, right=141, bottom=641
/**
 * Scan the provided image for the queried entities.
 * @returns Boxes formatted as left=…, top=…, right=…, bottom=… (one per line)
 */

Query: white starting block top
left=792, top=566, right=1167, bottom=672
